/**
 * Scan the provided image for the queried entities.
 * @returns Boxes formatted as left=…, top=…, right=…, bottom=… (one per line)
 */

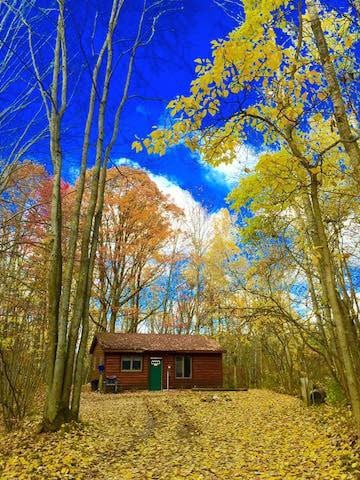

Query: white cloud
left=113, top=157, right=201, bottom=218
left=148, top=172, right=199, bottom=215
left=112, top=158, right=250, bottom=260
left=202, top=145, right=260, bottom=187
left=149, top=173, right=217, bottom=256
left=113, top=157, right=142, bottom=169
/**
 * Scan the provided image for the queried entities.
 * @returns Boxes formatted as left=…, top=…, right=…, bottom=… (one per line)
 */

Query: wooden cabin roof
left=90, top=332, right=224, bottom=354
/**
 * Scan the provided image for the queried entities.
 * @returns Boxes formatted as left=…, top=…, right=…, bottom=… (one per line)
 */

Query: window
left=121, top=355, right=142, bottom=372
left=175, top=355, right=192, bottom=378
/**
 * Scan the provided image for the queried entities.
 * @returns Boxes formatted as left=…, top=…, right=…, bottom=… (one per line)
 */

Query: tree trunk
left=306, top=174, right=360, bottom=432
left=306, top=0, right=360, bottom=183
left=42, top=2, right=67, bottom=431
left=39, top=0, right=166, bottom=430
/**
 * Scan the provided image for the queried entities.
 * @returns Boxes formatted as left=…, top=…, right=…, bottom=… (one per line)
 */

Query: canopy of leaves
left=135, top=0, right=358, bottom=176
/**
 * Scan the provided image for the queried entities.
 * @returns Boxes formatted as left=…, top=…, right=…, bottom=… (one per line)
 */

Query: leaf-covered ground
left=0, top=390, right=359, bottom=479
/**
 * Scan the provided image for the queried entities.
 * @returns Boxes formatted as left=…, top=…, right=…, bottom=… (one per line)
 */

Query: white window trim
left=121, top=355, right=143, bottom=372
left=175, top=355, right=192, bottom=379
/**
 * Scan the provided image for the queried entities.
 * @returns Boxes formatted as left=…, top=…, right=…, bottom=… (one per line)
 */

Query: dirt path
left=1, top=390, right=359, bottom=479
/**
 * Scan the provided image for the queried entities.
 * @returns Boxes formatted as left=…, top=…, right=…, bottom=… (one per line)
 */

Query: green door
left=149, top=358, right=162, bottom=391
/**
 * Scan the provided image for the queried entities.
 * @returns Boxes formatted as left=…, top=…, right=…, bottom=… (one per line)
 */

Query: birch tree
left=26, top=0, right=179, bottom=431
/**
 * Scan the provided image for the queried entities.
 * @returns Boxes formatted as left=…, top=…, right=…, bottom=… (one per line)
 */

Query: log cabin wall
left=102, top=351, right=223, bottom=390
left=160, top=352, right=223, bottom=389
left=105, top=352, right=150, bottom=390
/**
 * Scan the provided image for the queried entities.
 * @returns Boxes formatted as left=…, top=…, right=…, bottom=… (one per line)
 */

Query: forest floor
left=0, top=390, right=359, bottom=480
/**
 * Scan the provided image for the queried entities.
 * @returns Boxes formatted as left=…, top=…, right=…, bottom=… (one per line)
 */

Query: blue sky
left=93, top=0, right=250, bottom=213
left=2, top=0, right=252, bottom=213
left=2, top=0, right=354, bottom=214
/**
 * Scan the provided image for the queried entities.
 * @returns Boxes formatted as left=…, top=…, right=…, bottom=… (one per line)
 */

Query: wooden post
left=98, top=364, right=105, bottom=393
left=99, top=372, right=104, bottom=393
left=300, top=377, right=310, bottom=406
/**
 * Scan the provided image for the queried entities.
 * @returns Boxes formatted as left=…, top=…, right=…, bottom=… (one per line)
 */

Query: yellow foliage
left=133, top=0, right=358, bottom=177
left=131, top=141, right=143, bottom=153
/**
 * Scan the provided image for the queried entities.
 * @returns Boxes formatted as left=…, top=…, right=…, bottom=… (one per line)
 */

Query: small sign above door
left=151, top=359, right=161, bottom=367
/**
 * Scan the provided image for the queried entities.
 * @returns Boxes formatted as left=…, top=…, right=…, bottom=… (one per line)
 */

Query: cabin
left=90, top=333, right=224, bottom=391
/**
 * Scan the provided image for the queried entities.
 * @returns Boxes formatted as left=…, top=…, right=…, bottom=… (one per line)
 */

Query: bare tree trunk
left=284, top=129, right=360, bottom=431
left=30, top=0, right=176, bottom=431
left=296, top=205, right=348, bottom=394
left=61, top=0, right=123, bottom=416
left=41, top=0, right=68, bottom=431
left=70, top=206, right=100, bottom=418
left=306, top=174, right=360, bottom=432
left=64, top=0, right=152, bottom=420
left=306, top=0, right=360, bottom=183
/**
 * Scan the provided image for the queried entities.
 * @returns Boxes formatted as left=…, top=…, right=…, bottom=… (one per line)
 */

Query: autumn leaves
left=1, top=390, right=359, bottom=479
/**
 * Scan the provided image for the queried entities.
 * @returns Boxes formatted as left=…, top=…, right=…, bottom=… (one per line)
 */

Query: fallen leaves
left=0, top=390, right=359, bottom=479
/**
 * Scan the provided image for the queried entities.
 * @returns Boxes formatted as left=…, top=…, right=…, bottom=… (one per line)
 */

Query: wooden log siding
left=105, top=353, right=149, bottom=390
left=167, top=353, right=223, bottom=389
left=103, top=351, right=223, bottom=390
left=89, top=333, right=224, bottom=390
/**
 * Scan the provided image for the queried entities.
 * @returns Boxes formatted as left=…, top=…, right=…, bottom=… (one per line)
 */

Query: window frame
left=121, top=355, right=143, bottom=372
left=175, top=355, right=192, bottom=379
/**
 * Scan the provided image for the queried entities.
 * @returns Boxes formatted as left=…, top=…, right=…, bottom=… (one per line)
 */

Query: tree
left=136, top=0, right=360, bottom=431
left=0, top=162, right=50, bottom=430
left=0, top=1, right=46, bottom=195
left=306, top=0, right=360, bottom=183
left=181, top=205, right=212, bottom=333
left=25, top=0, right=179, bottom=431
left=91, top=166, right=181, bottom=333
left=202, top=209, right=240, bottom=333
